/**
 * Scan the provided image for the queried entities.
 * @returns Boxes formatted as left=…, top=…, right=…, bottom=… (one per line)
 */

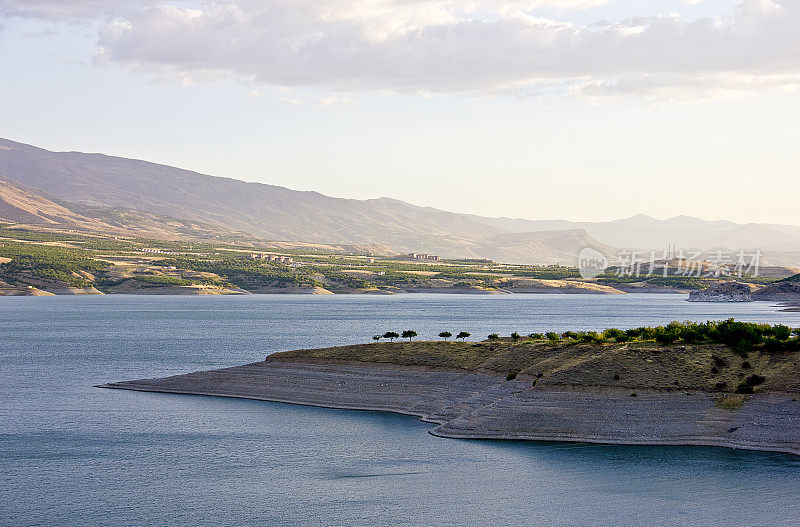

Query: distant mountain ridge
left=1, top=137, right=799, bottom=266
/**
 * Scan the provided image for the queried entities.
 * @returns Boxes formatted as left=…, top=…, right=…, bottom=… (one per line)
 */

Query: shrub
left=579, top=332, right=605, bottom=344
left=745, top=374, right=766, bottom=386
left=603, top=328, right=624, bottom=341
left=654, top=323, right=682, bottom=345
left=506, top=371, right=518, bottom=381
left=511, top=332, right=521, bottom=343
left=529, top=333, right=544, bottom=340
left=680, top=327, right=705, bottom=344
left=487, top=333, right=500, bottom=341
left=718, top=394, right=745, bottom=410
left=546, top=332, right=560, bottom=342
left=715, top=319, right=767, bottom=353
left=625, top=328, right=643, bottom=339
left=764, top=337, right=784, bottom=352
left=372, top=335, right=381, bottom=342
left=771, top=325, right=792, bottom=341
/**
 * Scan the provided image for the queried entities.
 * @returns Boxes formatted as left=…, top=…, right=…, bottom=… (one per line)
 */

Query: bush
left=771, top=325, right=792, bottom=341
left=529, top=333, right=544, bottom=340
left=602, top=328, right=624, bottom=341
left=764, top=337, right=783, bottom=352
left=745, top=374, right=765, bottom=386
left=715, top=319, right=768, bottom=353
left=511, top=332, right=521, bottom=343
left=579, top=332, right=605, bottom=344
left=506, top=371, right=518, bottom=381
left=718, top=394, right=745, bottom=409
left=654, top=331, right=679, bottom=345
left=546, top=332, right=560, bottom=342
left=487, top=333, right=500, bottom=341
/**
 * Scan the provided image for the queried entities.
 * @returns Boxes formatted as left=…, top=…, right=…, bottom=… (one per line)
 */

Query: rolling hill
left=1, top=137, right=798, bottom=266
left=0, top=138, right=615, bottom=264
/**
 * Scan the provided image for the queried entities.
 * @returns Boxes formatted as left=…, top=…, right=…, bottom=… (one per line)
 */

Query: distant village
left=405, top=253, right=439, bottom=262
left=247, top=252, right=301, bottom=267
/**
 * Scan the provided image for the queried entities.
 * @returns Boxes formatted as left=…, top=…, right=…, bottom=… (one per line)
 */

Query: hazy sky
left=1, top=0, right=799, bottom=224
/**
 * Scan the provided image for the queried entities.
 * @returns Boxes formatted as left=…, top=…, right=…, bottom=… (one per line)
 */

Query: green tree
left=772, top=325, right=792, bottom=341
left=439, top=331, right=452, bottom=341
left=511, top=332, right=521, bottom=343
left=457, top=331, right=471, bottom=341
left=487, top=333, right=500, bottom=341
left=383, top=331, right=399, bottom=342
left=402, top=330, right=417, bottom=342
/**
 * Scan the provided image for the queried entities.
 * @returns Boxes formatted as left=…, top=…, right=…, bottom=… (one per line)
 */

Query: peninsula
left=101, top=321, right=800, bottom=456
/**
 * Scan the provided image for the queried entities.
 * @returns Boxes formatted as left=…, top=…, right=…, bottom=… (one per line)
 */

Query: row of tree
left=372, top=331, right=471, bottom=342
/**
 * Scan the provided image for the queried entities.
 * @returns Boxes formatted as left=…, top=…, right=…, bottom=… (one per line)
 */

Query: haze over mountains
left=1, top=137, right=799, bottom=266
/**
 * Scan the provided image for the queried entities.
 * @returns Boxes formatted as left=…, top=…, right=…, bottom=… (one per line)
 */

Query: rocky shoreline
left=99, top=358, right=800, bottom=456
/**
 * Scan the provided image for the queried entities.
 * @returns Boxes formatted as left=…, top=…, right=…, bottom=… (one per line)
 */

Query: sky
left=1, top=0, right=799, bottom=224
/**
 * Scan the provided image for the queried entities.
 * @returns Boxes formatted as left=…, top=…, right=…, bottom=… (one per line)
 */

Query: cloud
left=0, top=0, right=157, bottom=20
left=8, top=0, right=800, bottom=99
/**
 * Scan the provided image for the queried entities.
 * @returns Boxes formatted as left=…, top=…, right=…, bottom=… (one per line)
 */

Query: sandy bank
left=99, top=359, right=800, bottom=456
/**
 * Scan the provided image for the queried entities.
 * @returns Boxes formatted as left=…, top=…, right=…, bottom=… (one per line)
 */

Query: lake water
left=2, top=294, right=800, bottom=526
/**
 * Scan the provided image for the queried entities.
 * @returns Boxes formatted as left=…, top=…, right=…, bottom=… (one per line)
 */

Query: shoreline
left=98, top=359, right=800, bottom=457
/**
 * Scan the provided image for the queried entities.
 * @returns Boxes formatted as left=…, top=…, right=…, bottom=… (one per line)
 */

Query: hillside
left=0, top=178, right=101, bottom=227
left=0, top=177, right=256, bottom=243
left=0, top=138, right=613, bottom=264
left=270, top=333, right=800, bottom=394
left=3, top=137, right=800, bottom=266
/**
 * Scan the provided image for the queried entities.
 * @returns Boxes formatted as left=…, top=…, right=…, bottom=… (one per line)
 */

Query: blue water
left=2, top=294, right=800, bottom=526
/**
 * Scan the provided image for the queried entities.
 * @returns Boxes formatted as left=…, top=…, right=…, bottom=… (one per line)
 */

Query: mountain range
left=1, top=137, right=799, bottom=267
